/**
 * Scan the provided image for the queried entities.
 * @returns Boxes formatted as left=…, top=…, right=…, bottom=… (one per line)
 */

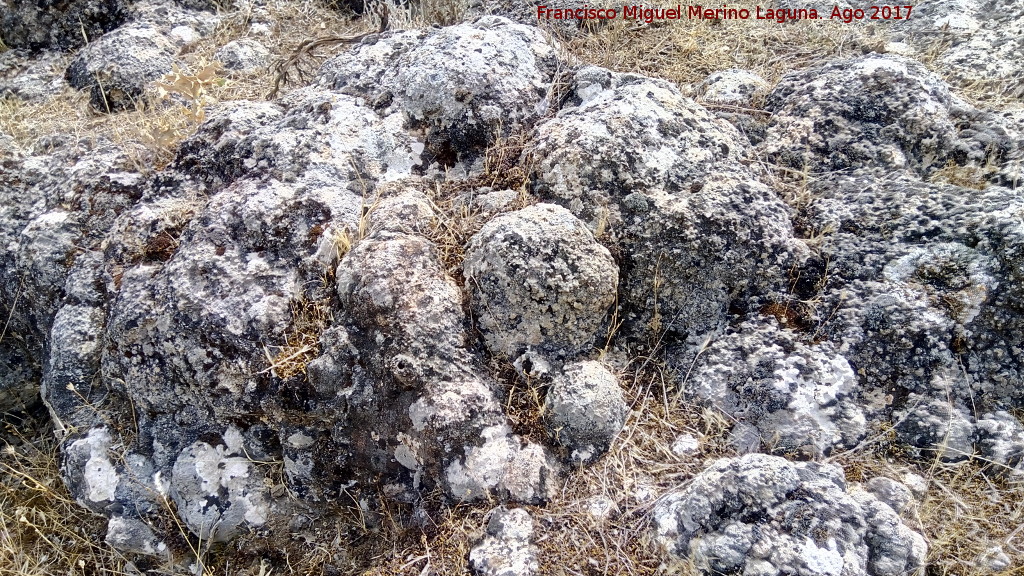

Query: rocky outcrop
left=0, top=0, right=133, bottom=51
left=653, top=454, right=927, bottom=576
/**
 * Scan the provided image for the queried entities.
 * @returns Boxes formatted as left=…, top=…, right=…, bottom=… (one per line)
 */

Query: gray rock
left=0, top=0, right=132, bottom=51
left=215, top=38, right=270, bottom=73
left=464, top=203, right=618, bottom=360
left=695, top=68, right=769, bottom=107
left=975, top=411, right=1024, bottom=473
left=469, top=507, right=538, bottom=576
left=864, top=477, right=914, bottom=514
left=653, top=454, right=927, bottom=576
left=800, top=172, right=1024, bottom=417
left=895, top=395, right=976, bottom=462
left=762, top=53, right=1018, bottom=183
left=544, top=360, right=627, bottom=464
left=531, top=66, right=802, bottom=341
left=0, top=49, right=68, bottom=101
left=64, top=23, right=177, bottom=112
left=104, top=516, right=169, bottom=559
left=891, top=0, right=1024, bottom=99
left=320, top=16, right=561, bottom=165
left=676, top=319, right=866, bottom=457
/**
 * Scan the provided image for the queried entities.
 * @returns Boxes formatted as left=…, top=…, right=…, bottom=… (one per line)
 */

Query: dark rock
left=0, top=0, right=132, bottom=51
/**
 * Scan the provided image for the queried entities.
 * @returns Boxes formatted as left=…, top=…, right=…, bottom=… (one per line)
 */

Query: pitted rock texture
left=695, top=68, right=769, bottom=107
left=800, top=172, right=1024, bottom=423
left=891, top=0, right=1024, bottom=98
left=653, top=454, right=927, bottom=576
left=0, top=0, right=132, bottom=51
left=531, top=66, right=802, bottom=341
left=216, top=38, right=270, bottom=73
left=464, top=203, right=618, bottom=360
left=762, top=53, right=1018, bottom=185
left=34, top=19, right=568, bottom=553
left=543, top=360, right=627, bottom=464
left=319, top=15, right=561, bottom=166
left=0, top=49, right=68, bottom=100
left=676, top=319, right=866, bottom=458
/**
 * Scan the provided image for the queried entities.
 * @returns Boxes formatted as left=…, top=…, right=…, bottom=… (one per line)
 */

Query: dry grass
left=567, top=4, right=878, bottom=90
left=0, top=413, right=129, bottom=576
left=832, top=428, right=1024, bottom=576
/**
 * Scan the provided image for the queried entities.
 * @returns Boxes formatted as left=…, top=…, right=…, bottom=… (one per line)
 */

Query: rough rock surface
left=320, top=15, right=561, bottom=166
left=464, top=203, right=618, bottom=360
left=653, top=454, right=927, bottom=576
left=677, top=320, right=866, bottom=458
left=64, top=23, right=177, bottom=111
left=543, top=360, right=627, bottom=464
left=0, top=0, right=132, bottom=51
left=215, top=38, right=270, bottom=73
left=695, top=68, right=769, bottom=107
left=531, top=66, right=802, bottom=341
left=762, top=54, right=1018, bottom=184
left=469, top=507, right=538, bottom=576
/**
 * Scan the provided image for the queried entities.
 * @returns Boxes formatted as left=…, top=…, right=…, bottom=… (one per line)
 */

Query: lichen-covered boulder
left=0, top=49, right=68, bottom=101
left=762, top=53, right=1017, bottom=183
left=320, top=15, right=561, bottom=165
left=0, top=143, right=144, bottom=414
left=0, top=0, right=132, bottom=51
left=975, top=411, right=1024, bottom=474
left=695, top=68, right=769, bottom=107
left=676, top=319, right=866, bottom=458
left=653, top=454, right=927, bottom=576
left=891, top=0, right=1024, bottom=99
left=464, top=203, right=618, bottom=360
left=64, top=23, right=177, bottom=112
left=544, top=360, right=627, bottom=464
left=531, top=66, right=802, bottom=341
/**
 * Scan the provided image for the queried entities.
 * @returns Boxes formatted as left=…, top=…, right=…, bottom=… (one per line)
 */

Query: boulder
left=469, top=507, right=538, bottom=576
left=464, top=203, right=618, bottom=360
left=543, top=360, right=627, bottom=464
left=653, top=454, right=927, bottom=576
left=676, top=319, right=866, bottom=458
left=531, top=66, right=802, bottom=341
left=0, top=0, right=132, bottom=51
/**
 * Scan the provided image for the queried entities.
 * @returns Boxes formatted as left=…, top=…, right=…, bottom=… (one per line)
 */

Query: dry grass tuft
left=567, top=5, right=877, bottom=89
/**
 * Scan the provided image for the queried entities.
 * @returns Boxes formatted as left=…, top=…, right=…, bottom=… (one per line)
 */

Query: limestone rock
left=469, top=507, right=538, bottom=576
left=762, top=53, right=1017, bottom=183
left=0, top=0, right=132, bottom=51
left=216, top=38, right=270, bottom=73
left=695, top=68, right=769, bottom=107
left=464, top=203, right=618, bottom=360
left=531, top=66, right=801, bottom=341
left=653, top=454, right=927, bottom=576
left=544, top=360, right=627, bottom=464
left=320, top=16, right=561, bottom=165
left=676, top=319, right=866, bottom=457
left=64, top=23, right=177, bottom=112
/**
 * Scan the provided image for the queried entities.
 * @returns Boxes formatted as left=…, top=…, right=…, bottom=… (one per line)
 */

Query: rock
left=695, top=68, right=769, bottom=107
left=170, top=440, right=272, bottom=542
left=800, top=172, right=1024, bottom=419
left=64, top=23, right=177, bottom=112
left=0, top=143, right=143, bottom=414
left=762, top=53, right=1017, bottom=182
left=653, top=454, right=927, bottom=576
left=891, top=0, right=1024, bottom=98
left=895, top=395, right=976, bottom=461
left=864, top=477, right=914, bottom=514
left=975, top=411, right=1024, bottom=473
left=464, top=203, right=618, bottom=360
left=0, top=49, right=68, bottom=101
left=0, top=0, right=132, bottom=51
left=215, top=38, right=270, bottom=73
left=975, top=546, right=1013, bottom=573
left=675, top=319, right=866, bottom=457
left=469, top=507, right=538, bottom=576
left=544, top=360, right=627, bottom=464
left=320, top=16, right=561, bottom=165
left=105, top=516, right=169, bottom=558
left=466, top=0, right=610, bottom=36
left=531, top=66, right=801, bottom=341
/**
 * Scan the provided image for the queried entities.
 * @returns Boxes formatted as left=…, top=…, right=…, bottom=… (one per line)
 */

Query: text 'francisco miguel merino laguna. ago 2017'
left=537, top=4, right=915, bottom=24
